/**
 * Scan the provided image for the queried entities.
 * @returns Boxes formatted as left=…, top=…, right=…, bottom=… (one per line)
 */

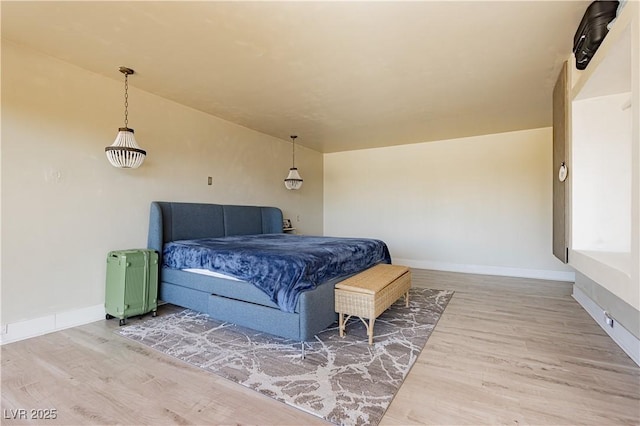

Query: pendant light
left=284, top=135, right=303, bottom=190
left=105, top=67, right=146, bottom=168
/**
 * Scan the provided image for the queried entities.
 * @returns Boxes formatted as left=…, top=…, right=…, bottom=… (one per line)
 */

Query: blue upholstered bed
left=147, top=201, right=390, bottom=341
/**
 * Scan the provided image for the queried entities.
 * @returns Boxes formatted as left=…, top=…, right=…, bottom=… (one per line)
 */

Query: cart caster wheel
left=106, top=314, right=114, bottom=320
left=152, top=311, right=157, bottom=317
left=119, top=319, right=126, bottom=326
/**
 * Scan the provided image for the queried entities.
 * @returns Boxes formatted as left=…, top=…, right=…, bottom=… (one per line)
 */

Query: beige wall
left=1, top=40, right=573, bottom=333
left=1, top=41, right=323, bottom=325
left=324, top=128, right=573, bottom=279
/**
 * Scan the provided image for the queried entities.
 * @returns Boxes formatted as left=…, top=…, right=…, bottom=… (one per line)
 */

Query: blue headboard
left=147, top=201, right=283, bottom=260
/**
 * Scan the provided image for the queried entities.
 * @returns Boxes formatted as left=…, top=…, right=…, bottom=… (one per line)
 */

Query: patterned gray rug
left=116, top=288, right=453, bottom=425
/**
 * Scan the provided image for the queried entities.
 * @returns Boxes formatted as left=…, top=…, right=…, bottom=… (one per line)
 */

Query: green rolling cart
left=105, top=249, right=158, bottom=326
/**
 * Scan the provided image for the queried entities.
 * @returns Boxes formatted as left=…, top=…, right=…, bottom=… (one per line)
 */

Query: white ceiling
left=1, top=1, right=589, bottom=153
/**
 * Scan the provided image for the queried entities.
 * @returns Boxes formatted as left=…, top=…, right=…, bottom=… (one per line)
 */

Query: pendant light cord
left=291, top=135, right=297, bottom=167
left=124, top=72, right=129, bottom=128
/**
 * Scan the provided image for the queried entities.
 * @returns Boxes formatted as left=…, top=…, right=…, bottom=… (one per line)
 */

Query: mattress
left=183, top=268, right=241, bottom=281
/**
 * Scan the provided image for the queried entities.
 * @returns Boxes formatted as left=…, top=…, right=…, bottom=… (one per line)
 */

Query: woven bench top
left=335, top=264, right=409, bottom=295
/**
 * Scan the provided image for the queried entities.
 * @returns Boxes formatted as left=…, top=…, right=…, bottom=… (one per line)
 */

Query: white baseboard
left=572, top=286, right=640, bottom=366
left=0, top=304, right=104, bottom=345
left=394, top=258, right=575, bottom=282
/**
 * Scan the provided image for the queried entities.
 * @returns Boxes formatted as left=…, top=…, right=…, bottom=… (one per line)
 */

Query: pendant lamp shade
left=285, top=167, right=303, bottom=190
left=284, top=135, right=303, bottom=190
left=105, top=67, right=146, bottom=169
left=106, top=128, right=146, bottom=169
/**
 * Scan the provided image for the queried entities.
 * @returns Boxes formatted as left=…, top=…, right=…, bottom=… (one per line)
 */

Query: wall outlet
left=1, top=324, right=8, bottom=335
left=604, top=312, right=614, bottom=328
left=207, top=176, right=213, bottom=186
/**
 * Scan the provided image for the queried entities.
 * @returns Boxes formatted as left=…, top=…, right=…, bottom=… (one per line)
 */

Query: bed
left=147, top=201, right=391, bottom=341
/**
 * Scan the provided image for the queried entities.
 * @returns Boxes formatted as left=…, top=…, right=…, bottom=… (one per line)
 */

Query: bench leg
left=405, top=290, right=410, bottom=307
left=368, top=318, right=375, bottom=345
left=339, top=312, right=345, bottom=337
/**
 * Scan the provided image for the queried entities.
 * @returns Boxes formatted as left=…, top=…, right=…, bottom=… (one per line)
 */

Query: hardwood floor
left=2, top=270, right=639, bottom=425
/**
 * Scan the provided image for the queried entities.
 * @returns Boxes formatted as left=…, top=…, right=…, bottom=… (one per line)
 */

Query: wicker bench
left=335, top=264, right=411, bottom=345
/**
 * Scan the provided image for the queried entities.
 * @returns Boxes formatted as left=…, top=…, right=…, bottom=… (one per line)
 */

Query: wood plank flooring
left=2, top=269, right=639, bottom=425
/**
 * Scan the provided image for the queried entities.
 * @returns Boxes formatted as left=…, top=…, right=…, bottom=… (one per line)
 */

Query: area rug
left=116, top=288, right=453, bottom=425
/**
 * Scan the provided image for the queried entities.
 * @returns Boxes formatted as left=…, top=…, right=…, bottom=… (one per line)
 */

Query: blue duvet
left=163, top=233, right=391, bottom=312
